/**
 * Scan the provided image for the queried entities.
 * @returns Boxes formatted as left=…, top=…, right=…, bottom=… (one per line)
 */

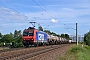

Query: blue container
left=36, top=31, right=48, bottom=43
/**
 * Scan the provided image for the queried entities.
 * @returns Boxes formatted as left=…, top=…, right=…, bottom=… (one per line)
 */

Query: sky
left=0, top=0, right=90, bottom=36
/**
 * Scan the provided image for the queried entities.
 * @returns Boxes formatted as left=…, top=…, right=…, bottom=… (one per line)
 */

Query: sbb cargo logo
left=38, top=34, right=44, bottom=40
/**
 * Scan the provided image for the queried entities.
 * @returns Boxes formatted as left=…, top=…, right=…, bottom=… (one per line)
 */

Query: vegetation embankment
left=59, top=44, right=90, bottom=60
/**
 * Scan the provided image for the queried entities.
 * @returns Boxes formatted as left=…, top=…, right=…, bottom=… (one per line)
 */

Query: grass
left=59, top=44, right=90, bottom=60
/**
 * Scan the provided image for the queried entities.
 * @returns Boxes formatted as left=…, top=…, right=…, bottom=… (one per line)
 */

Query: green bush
left=11, top=42, right=23, bottom=48
left=70, top=46, right=85, bottom=53
left=0, top=43, right=4, bottom=47
left=84, top=31, right=90, bottom=46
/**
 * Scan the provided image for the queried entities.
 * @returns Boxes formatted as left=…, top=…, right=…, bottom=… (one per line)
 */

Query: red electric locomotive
left=22, top=27, right=48, bottom=47
left=22, top=27, right=37, bottom=47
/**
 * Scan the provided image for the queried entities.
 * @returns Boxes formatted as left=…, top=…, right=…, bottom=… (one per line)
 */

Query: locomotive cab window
left=23, top=32, right=28, bottom=36
left=28, top=32, right=34, bottom=36
left=23, top=31, right=34, bottom=36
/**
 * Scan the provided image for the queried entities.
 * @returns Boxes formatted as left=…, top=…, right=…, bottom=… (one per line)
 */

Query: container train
left=22, top=27, right=69, bottom=47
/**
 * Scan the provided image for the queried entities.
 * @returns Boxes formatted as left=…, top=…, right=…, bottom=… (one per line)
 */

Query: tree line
left=84, top=31, right=90, bottom=46
left=0, top=30, right=23, bottom=47
left=0, top=26, right=89, bottom=47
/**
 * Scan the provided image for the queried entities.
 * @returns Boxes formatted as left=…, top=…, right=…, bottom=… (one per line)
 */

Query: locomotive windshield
left=23, top=31, right=34, bottom=36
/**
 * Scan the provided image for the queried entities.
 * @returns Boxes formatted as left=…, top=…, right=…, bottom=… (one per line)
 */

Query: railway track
left=0, top=44, right=69, bottom=60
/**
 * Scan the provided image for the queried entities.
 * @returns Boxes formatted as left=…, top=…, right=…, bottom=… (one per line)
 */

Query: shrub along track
left=0, top=44, right=69, bottom=60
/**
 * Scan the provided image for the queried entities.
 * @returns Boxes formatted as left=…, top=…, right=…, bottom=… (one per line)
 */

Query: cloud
left=0, top=0, right=90, bottom=35
left=50, top=19, right=58, bottom=23
left=0, top=6, right=28, bottom=23
left=0, top=6, right=30, bottom=34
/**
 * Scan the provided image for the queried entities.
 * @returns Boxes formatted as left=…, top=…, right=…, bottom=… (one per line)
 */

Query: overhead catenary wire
left=38, top=0, right=55, bottom=19
left=33, top=0, right=75, bottom=31
left=32, top=0, right=55, bottom=19
left=0, top=0, right=75, bottom=31
left=37, top=0, right=75, bottom=30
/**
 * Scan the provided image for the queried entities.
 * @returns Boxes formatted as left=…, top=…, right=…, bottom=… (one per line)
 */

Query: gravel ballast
left=27, top=44, right=72, bottom=60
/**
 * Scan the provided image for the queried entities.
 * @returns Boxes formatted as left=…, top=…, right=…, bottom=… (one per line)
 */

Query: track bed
left=0, top=44, right=71, bottom=60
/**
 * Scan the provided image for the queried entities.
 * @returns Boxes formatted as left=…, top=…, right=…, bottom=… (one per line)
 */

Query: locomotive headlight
left=34, top=40, right=36, bottom=42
